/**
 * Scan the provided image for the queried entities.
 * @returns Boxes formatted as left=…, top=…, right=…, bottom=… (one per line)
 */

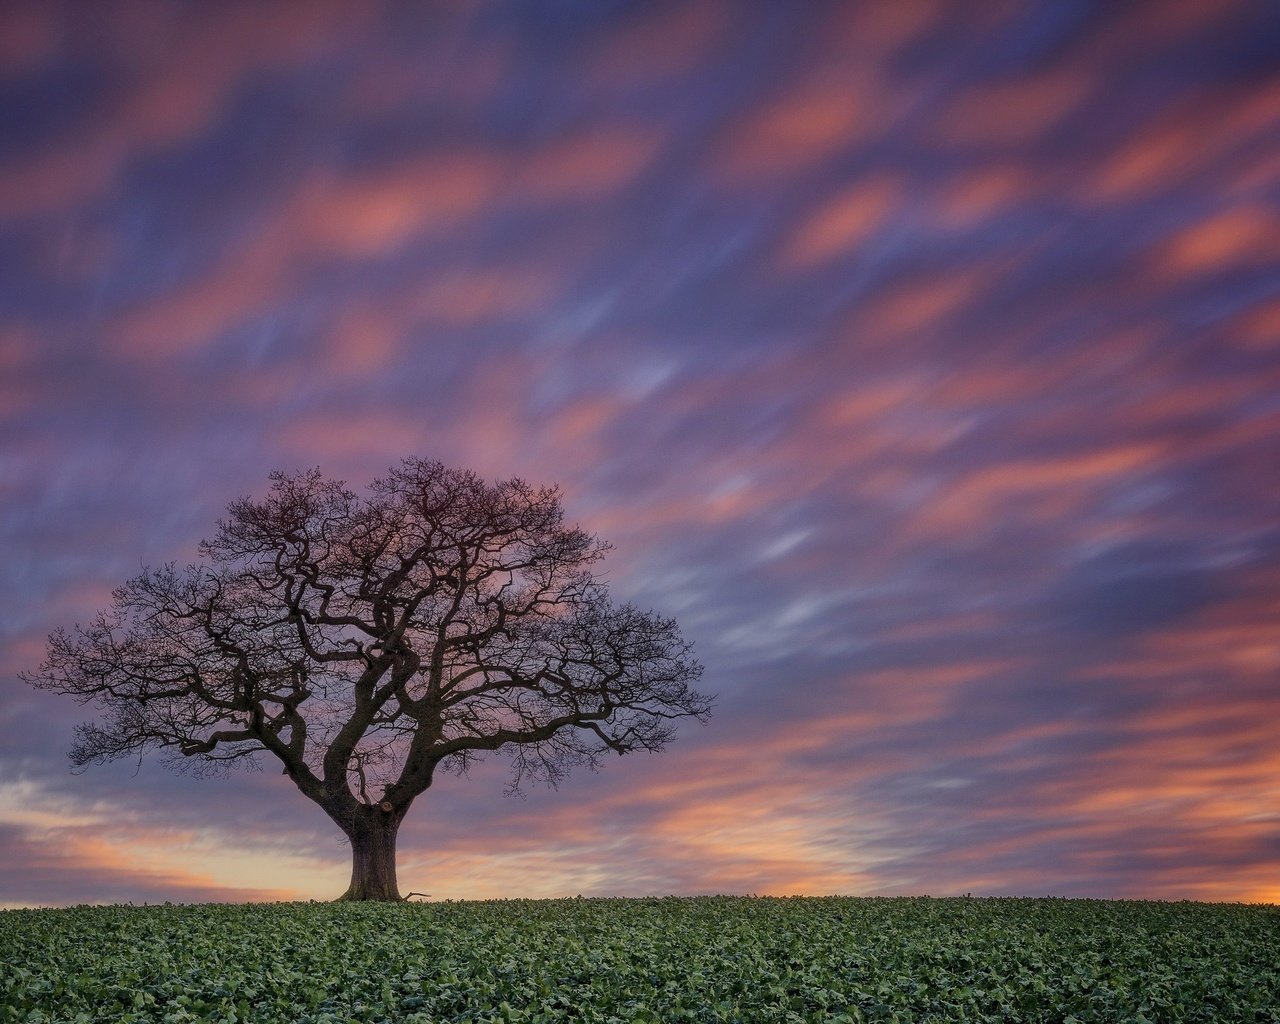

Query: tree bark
left=337, top=804, right=403, bottom=901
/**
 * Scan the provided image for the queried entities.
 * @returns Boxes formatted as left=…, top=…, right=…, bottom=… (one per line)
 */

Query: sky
left=1, top=0, right=1278, bottom=908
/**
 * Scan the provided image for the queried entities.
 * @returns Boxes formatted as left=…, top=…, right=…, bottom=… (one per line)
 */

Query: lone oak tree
left=23, top=459, right=709, bottom=901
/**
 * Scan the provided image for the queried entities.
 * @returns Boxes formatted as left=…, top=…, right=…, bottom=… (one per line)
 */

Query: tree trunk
left=338, top=804, right=403, bottom=901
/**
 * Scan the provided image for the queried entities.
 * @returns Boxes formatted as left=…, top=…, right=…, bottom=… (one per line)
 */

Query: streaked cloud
left=2, top=0, right=1278, bottom=907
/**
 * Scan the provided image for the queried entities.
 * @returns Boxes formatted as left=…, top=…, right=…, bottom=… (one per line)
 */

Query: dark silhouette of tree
left=23, top=459, right=709, bottom=901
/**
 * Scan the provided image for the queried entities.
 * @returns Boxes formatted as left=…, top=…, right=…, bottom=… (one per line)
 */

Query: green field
left=2, top=896, right=1276, bottom=1022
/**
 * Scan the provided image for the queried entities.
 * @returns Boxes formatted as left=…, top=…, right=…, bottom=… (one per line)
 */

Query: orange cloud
left=1088, top=74, right=1280, bottom=204
left=516, top=128, right=665, bottom=201
left=818, top=373, right=932, bottom=428
left=855, top=268, right=986, bottom=339
left=974, top=585, right=1280, bottom=899
left=1229, top=297, right=1280, bottom=353
left=350, top=724, right=903, bottom=898
left=36, top=829, right=302, bottom=905
left=275, top=411, right=432, bottom=464
left=530, top=660, right=1010, bottom=897
left=0, top=139, right=119, bottom=222
left=408, top=265, right=565, bottom=325
left=341, top=25, right=510, bottom=118
left=928, top=327, right=1154, bottom=408
left=110, top=236, right=285, bottom=359
left=0, top=781, right=320, bottom=906
left=878, top=610, right=1002, bottom=644
left=932, top=165, right=1035, bottom=228
left=325, top=314, right=403, bottom=377
left=1157, top=205, right=1280, bottom=276
left=779, top=176, right=900, bottom=269
left=0, top=328, right=36, bottom=420
left=584, top=460, right=778, bottom=542
left=716, top=79, right=877, bottom=180
left=641, top=784, right=882, bottom=896
left=110, top=149, right=512, bottom=359
left=586, top=2, right=728, bottom=87
left=549, top=394, right=623, bottom=455
left=321, top=263, right=564, bottom=378
left=935, top=70, right=1092, bottom=148
left=1230, top=146, right=1280, bottom=201
left=0, top=3, right=58, bottom=75
left=907, top=442, right=1165, bottom=537
left=271, top=347, right=574, bottom=486
left=405, top=778, right=889, bottom=899
left=413, top=664, right=1280, bottom=898
left=297, top=153, right=504, bottom=258
left=0, top=3, right=373, bottom=218
left=1087, top=0, right=1236, bottom=57
left=1090, top=121, right=1201, bottom=202
left=824, top=1, right=942, bottom=55
left=109, top=117, right=656, bottom=360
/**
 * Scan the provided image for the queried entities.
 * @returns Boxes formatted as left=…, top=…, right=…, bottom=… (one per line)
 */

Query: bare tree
left=23, top=459, right=709, bottom=901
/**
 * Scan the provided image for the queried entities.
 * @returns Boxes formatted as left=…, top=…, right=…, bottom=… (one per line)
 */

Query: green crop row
left=2, top=896, right=1277, bottom=1022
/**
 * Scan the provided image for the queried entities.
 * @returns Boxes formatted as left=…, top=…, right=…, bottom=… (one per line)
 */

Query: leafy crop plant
left=2, top=897, right=1277, bottom=1022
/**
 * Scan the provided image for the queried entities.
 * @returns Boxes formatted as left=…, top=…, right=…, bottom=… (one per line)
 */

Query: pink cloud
left=1229, top=297, right=1280, bottom=353
left=1155, top=205, right=1280, bottom=276
left=710, top=51, right=909, bottom=183
left=318, top=264, right=566, bottom=379
left=934, top=69, right=1092, bottom=148
left=515, top=128, right=666, bottom=202
left=0, top=329, right=36, bottom=421
left=584, top=2, right=729, bottom=87
left=109, top=149, right=512, bottom=359
left=0, top=3, right=374, bottom=218
left=825, top=1, right=943, bottom=54
left=931, top=165, right=1037, bottom=228
left=4, top=0, right=1278, bottom=909
left=296, top=152, right=505, bottom=258
left=109, top=235, right=287, bottom=359
left=0, top=3, right=58, bottom=75
left=854, top=269, right=988, bottom=341
left=0, top=801, right=307, bottom=907
left=275, top=411, right=434, bottom=465
left=904, top=443, right=1166, bottom=538
left=778, top=176, right=901, bottom=270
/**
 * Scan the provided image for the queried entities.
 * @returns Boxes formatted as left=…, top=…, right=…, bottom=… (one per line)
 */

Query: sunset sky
left=2, top=1, right=1279, bottom=908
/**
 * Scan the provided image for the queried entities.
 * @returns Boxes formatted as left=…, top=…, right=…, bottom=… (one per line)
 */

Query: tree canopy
left=24, top=459, right=710, bottom=899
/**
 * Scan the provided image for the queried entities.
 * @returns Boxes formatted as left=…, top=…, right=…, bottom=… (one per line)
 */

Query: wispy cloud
left=2, top=0, right=1278, bottom=906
